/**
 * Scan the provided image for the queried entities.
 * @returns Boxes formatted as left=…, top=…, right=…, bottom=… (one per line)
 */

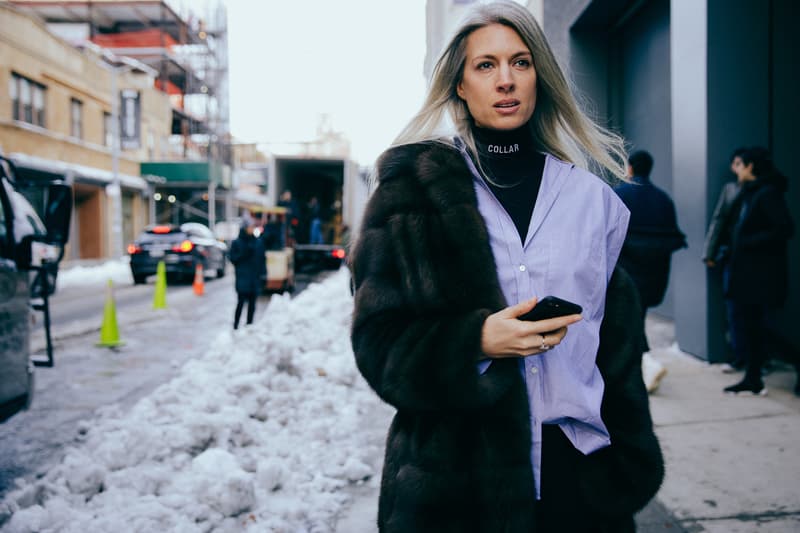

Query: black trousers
left=234, top=291, right=256, bottom=329
left=535, top=425, right=636, bottom=532
left=731, top=301, right=800, bottom=383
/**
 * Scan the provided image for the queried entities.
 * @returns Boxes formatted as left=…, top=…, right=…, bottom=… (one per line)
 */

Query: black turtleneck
left=472, top=123, right=545, bottom=243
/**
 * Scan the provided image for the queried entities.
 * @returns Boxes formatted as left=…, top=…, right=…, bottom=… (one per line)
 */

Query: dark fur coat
left=351, top=141, right=664, bottom=532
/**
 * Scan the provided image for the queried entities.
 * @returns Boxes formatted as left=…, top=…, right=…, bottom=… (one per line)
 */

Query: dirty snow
left=1, top=268, right=385, bottom=533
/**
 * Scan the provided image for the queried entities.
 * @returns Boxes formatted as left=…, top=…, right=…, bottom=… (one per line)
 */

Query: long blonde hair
left=391, top=1, right=627, bottom=183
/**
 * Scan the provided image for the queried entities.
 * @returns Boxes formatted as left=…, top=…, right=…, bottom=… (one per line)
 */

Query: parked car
left=1, top=155, right=72, bottom=422
left=128, top=222, right=227, bottom=284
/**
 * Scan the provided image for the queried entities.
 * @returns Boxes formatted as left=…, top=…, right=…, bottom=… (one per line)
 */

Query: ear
left=456, top=80, right=465, bottom=100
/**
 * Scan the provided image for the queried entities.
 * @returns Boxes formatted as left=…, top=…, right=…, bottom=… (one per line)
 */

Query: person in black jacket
left=228, top=220, right=266, bottom=329
left=704, top=147, right=747, bottom=370
left=614, top=150, right=687, bottom=352
left=723, top=147, right=796, bottom=395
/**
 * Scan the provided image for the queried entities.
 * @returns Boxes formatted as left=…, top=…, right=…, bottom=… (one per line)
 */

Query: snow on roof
left=10, top=152, right=149, bottom=191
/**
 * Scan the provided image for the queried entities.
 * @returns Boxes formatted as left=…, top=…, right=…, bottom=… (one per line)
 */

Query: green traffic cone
left=97, top=279, right=124, bottom=348
left=153, top=260, right=167, bottom=310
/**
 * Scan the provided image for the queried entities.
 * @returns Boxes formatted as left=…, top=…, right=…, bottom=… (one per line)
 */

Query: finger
left=548, top=326, right=569, bottom=344
left=501, top=297, right=538, bottom=318
left=523, top=313, right=582, bottom=334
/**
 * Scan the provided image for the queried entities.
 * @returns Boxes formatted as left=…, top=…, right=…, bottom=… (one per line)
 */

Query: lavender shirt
left=457, top=142, right=630, bottom=499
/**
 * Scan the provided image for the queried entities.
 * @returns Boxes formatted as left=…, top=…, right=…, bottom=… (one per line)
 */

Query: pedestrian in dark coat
left=703, top=148, right=747, bottom=267
left=350, top=3, right=663, bottom=530
left=614, top=150, right=686, bottom=351
left=229, top=222, right=266, bottom=329
left=723, top=146, right=796, bottom=395
left=704, top=147, right=747, bottom=370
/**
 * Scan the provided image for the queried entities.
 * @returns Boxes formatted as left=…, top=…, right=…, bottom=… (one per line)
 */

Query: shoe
left=724, top=379, right=767, bottom=396
left=720, top=362, right=743, bottom=374
left=642, top=353, right=667, bottom=394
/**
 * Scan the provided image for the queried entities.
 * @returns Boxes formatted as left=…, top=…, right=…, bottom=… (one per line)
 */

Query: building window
left=10, top=73, right=46, bottom=127
left=103, top=112, right=114, bottom=148
left=70, top=98, right=83, bottom=139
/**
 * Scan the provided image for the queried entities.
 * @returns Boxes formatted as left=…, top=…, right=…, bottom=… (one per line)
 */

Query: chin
left=488, top=119, right=528, bottom=131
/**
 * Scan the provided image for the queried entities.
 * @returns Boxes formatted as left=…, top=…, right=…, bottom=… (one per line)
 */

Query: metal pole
left=208, top=180, right=215, bottom=231
left=109, top=66, right=123, bottom=258
left=149, top=184, right=156, bottom=225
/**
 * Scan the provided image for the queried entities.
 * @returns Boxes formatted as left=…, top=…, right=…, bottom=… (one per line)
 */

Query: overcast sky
left=224, top=0, right=428, bottom=165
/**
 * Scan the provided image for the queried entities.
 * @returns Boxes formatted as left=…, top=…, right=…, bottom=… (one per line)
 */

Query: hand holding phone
left=517, top=296, right=582, bottom=322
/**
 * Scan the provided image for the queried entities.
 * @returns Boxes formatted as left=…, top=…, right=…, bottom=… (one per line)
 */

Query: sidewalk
left=336, top=315, right=800, bottom=532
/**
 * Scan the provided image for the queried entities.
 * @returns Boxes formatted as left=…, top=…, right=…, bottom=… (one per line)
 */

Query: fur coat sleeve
left=583, top=268, right=665, bottom=517
left=350, top=143, right=515, bottom=412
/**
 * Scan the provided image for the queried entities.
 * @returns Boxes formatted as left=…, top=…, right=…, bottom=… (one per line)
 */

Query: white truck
left=266, top=154, right=368, bottom=273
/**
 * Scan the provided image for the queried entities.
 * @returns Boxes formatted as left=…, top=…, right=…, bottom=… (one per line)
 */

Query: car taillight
left=127, top=244, right=142, bottom=255
left=332, top=248, right=346, bottom=259
left=172, top=240, right=194, bottom=253
left=151, top=225, right=172, bottom=234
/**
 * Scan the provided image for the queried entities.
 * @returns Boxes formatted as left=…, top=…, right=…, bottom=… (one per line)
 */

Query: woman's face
left=731, top=157, right=755, bottom=182
left=457, top=23, right=537, bottom=130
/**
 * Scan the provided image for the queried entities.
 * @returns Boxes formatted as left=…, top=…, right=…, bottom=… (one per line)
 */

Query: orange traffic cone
left=193, top=263, right=205, bottom=296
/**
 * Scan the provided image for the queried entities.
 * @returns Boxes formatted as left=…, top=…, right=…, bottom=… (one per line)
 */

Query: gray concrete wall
left=542, top=0, right=591, bottom=66
left=670, top=0, right=709, bottom=358
left=616, top=0, right=675, bottom=316
left=771, top=0, right=800, bottom=349
left=543, top=0, right=798, bottom=360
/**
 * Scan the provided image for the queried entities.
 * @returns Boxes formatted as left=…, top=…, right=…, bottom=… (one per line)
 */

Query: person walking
left=614, top=150, right=686, bottom=392
left=349, top=2, right=663, bottom=531
left=228, top=220, right=266, bottom=329
left=723, top=146, right=795, bottom=395
left=704, top=148, right=747, bottom=371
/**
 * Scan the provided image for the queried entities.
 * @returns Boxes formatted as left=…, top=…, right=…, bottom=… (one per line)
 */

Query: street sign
left=119, top=89, right=141, bottom=150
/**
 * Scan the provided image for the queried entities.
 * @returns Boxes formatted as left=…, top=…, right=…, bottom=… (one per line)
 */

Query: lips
left=493, top=99, right=520, bottom=108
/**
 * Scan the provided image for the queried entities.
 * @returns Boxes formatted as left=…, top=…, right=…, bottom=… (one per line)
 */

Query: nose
left=496, top=64, right=515, bottom=92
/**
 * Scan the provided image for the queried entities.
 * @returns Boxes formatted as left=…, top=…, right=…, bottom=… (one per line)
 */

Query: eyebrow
left=471, top=51, right=532, bottom=62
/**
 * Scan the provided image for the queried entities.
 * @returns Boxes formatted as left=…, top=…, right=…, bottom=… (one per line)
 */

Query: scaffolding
left=10, top=0, right=230, bottom=165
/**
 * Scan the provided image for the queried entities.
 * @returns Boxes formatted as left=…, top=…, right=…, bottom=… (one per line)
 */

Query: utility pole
left=109, top=64, right=123, bottom=258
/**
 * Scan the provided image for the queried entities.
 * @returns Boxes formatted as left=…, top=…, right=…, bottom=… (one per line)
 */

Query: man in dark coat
left=614, top=150, right=686, bottom=352
left=703, top=148, right=747, bottom=370
left=228, top=221, right=266, bottom=329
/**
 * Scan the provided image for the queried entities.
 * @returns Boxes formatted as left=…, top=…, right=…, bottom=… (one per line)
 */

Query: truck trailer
left=267, top=154, right=367, bottom=273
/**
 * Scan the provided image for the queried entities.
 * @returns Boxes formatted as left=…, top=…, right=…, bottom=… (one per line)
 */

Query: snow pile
left=1, top=269, right=386, bottom=533
left=56, top=259, right=133, bottom=290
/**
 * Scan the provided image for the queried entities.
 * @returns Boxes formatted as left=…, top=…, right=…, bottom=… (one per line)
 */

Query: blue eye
left=514, top=58, right=532, bottom=68
left=477, top=61, right=493, bottom=70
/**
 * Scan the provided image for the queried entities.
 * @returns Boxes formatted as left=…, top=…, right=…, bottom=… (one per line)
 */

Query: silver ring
left=540, top=336, right=549, bottom=351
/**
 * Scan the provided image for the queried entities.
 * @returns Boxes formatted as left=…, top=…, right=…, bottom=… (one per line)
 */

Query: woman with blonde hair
left=351, top=1, right=663, bottom=530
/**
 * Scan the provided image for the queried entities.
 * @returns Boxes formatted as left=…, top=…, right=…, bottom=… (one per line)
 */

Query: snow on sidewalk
left=0, top=268, right=387, bottom=533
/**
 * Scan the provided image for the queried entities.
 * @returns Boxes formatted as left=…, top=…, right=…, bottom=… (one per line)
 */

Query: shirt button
left=530, top=366, right=538, bottom=375
left=519, top=264, right=527, bottom=272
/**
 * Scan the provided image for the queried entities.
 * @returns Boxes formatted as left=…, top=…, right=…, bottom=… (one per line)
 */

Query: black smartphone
left=518, top=296, right=582, bottom=322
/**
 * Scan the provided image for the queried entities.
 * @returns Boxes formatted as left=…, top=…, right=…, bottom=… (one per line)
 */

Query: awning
left=141, top=160, right=229, bottom=187
left=10, top=152, right=149, bottom=191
